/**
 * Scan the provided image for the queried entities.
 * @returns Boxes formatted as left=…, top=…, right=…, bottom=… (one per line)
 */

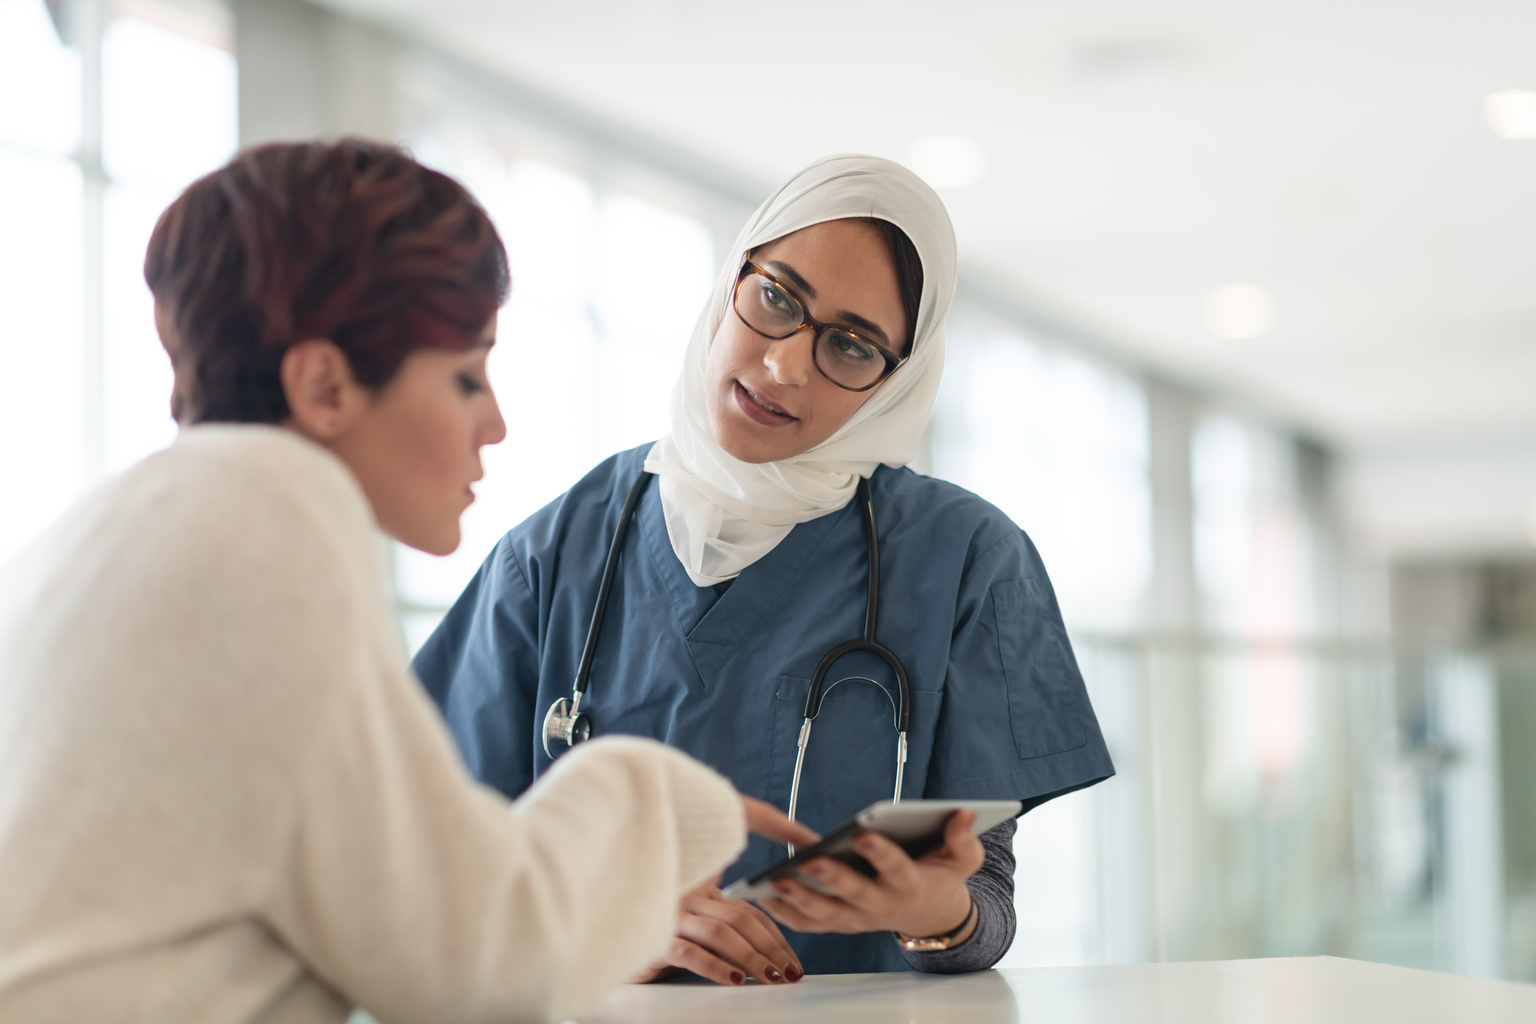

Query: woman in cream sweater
left=0, top=139, right=811, bottom=1024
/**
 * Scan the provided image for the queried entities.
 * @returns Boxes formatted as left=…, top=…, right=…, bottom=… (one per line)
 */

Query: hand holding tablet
left=724, top=799, right=1021, bottom=902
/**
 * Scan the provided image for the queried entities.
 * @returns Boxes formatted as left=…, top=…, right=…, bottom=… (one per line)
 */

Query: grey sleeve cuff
left=898, top=818, right=1017, bottom=974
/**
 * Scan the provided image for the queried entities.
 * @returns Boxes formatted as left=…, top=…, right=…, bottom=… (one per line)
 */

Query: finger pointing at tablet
left=741, top=795, right=820, bottom=849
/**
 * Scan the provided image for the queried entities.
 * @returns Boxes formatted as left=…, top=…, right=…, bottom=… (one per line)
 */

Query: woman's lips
left=734, top=381, right=797, bottom=427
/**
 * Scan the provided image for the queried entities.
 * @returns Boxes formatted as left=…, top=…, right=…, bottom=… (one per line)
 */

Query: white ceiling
left=318, top=0, right=1536, bottom=465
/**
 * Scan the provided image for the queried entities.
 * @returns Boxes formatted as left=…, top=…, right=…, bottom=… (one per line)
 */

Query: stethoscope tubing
left=543, top=471, right=912, bottom=852
left=570, top=470, right=654, bottom=705
left=786, top=477, right=911, bottom=849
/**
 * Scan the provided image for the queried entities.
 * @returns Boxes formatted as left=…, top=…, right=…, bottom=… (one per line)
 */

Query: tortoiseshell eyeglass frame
left=732, top=260, right=906, bottom=393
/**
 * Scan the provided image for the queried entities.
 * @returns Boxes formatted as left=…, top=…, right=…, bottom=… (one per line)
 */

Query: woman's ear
left=280, top=338, right=371, bottom=441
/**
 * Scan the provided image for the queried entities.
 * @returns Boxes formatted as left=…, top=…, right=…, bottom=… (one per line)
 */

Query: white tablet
left=722, top=799, right=1022, bottom=902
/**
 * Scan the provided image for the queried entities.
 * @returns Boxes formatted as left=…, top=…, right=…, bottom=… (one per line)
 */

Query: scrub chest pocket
left=992, top=578, right=1086, bottom=760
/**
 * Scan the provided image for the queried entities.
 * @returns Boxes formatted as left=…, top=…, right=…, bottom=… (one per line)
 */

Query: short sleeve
left=924, top=531, right=1114, bottom=806
left=412, top=536, right=543, bottom=799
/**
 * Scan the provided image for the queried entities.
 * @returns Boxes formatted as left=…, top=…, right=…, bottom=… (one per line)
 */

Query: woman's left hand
left=756, top=810, right=984, bottom=941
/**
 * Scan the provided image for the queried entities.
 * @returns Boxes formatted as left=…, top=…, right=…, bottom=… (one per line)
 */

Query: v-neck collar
left=639, top=482, right=856, bottom=689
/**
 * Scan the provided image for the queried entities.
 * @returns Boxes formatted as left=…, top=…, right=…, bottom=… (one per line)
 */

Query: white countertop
left=573, top=956, right=1536, bottom=1023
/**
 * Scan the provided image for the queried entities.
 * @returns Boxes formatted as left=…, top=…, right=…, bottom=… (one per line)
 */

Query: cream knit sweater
left=0, top=425, right=746, bottom=1024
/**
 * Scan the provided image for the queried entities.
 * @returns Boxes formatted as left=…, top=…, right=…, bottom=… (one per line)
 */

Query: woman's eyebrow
left=766, top=260, right=816, bottom=299
left=837, top=311, right=891, bottom=346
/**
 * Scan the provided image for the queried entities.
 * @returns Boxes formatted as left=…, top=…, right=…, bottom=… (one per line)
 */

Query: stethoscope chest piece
left=542, top=695, right=591, bottom=758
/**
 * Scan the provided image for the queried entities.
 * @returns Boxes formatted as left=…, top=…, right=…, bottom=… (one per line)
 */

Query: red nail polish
left=729, top=970, right=745, bottom=986
left=765, top=966, right=784, bottom=983
left=786, top=965, right=804, bottom=982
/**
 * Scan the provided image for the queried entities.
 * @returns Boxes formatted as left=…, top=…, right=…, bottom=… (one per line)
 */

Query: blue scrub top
left=414, top=443, right=1114, bottom=974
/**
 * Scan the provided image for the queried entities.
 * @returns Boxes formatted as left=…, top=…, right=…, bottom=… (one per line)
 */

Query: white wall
left=1342, top=440, right=1536, bottom=558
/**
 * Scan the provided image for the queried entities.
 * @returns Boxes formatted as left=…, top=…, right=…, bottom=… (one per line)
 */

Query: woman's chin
left=714, top=429, right=791, bottom=465
left=710, top=411, right=808, bottom=464
left=398, top=525, right=461, bottom=557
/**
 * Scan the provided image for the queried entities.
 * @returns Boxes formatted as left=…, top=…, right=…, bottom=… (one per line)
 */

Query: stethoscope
left=542, top=471, right=911, bottom=848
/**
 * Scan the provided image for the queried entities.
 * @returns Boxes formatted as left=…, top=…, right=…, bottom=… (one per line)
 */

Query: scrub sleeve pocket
left=991, top=578, right=1086, bottom=759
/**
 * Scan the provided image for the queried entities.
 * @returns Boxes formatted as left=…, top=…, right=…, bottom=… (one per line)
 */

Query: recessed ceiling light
left=1069, top=33, right=1202, bottom=79
left=1202, top=284, right=1276, bottom=340
left=902, top=136, right=987, bottom=189
left=1484, top=89, right=1536, bottom=140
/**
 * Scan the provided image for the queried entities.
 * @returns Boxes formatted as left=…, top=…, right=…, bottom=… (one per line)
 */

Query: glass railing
left=1027, top=634, right=1536, bottom=982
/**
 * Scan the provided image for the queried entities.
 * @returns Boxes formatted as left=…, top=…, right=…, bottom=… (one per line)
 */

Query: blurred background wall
left=4, top=0, right=1536, bottom=980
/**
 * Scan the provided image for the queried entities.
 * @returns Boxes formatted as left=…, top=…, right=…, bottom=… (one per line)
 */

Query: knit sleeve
left=266, top=658, right=748, bottom=1024
left=898, top=819, right=1016, bottom=973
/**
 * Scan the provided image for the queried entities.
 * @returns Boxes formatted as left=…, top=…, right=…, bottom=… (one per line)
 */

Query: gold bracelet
left=894, top=893, right=977, bottom=952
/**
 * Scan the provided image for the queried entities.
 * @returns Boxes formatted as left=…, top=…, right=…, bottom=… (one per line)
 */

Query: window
left=102, top=4, right=236, bottom=474
left=394, top=128, right=716, bottom=649
left=0, top=0, right=86, bottom=565
left=932, top=316, right=1151, bottom=631
left=0, top=0, right=235, bottom=565
left=1193, top=414, right=1315, bottom=803
left=1192, top=413, right=1314, bottom=639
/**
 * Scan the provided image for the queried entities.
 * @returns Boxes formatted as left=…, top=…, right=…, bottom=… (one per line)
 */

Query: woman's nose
left=763, top=327, right=815, bottom=387
left=481, top=386, right=509, bottom=447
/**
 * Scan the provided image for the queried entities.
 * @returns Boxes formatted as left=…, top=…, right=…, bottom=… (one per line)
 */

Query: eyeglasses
left=732, top=260, right=905, bottom=392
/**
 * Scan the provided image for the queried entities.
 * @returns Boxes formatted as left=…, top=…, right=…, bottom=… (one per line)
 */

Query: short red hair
left=145, top=139, right=509, bottom=423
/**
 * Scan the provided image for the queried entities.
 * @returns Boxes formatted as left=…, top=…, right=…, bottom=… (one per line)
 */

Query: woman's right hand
left=631, top=882, right=804, bottom=985
left=632, top=796, right=818, bottom=986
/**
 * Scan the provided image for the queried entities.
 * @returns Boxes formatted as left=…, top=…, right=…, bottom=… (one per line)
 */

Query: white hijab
left=643, top=154, right=958, bottom=587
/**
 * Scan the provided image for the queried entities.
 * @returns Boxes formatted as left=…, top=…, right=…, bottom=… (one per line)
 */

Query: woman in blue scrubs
left=414, top=155, right=1114, bottom=982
